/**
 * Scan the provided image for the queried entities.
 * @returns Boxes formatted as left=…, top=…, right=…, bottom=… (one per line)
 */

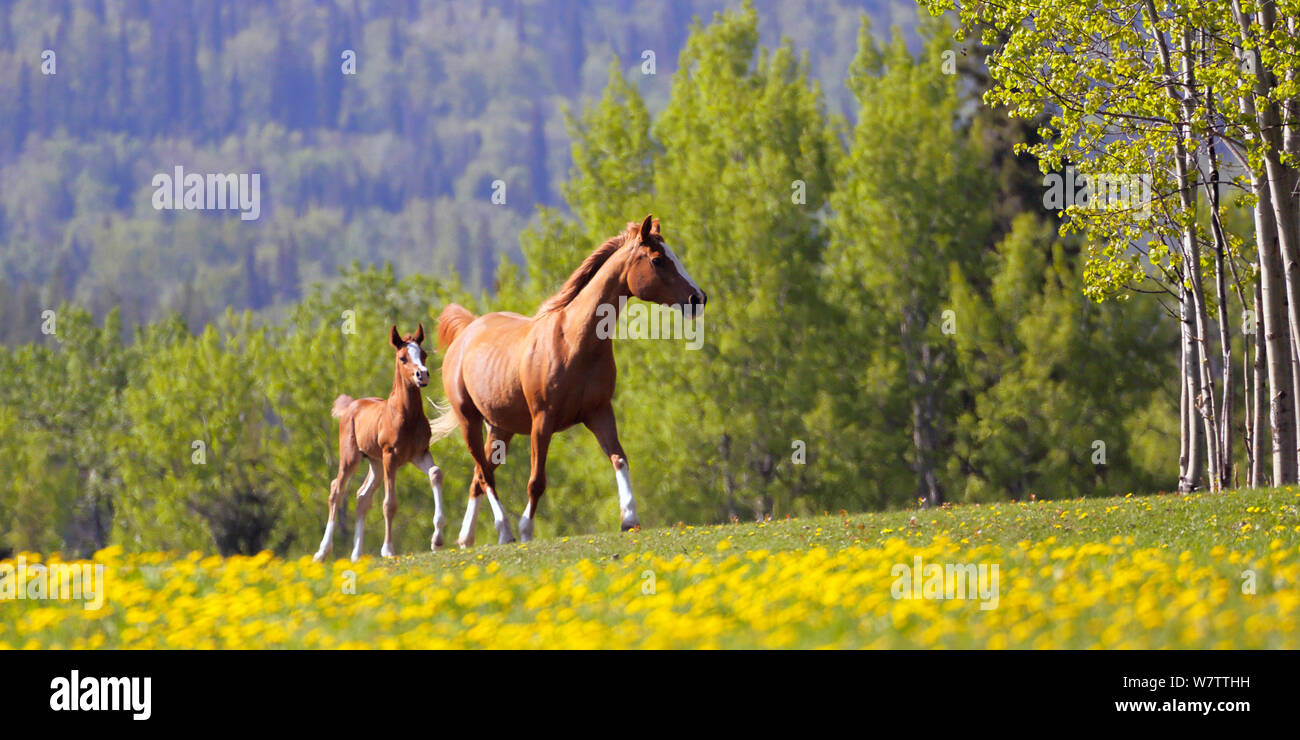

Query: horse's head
left=624, top=214, right=707, bottom=315
left=389, top=324, right=429, bottom=388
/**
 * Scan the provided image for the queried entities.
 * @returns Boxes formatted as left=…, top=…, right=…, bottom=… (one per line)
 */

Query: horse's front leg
left=379, top=451, right=399, bottom=558
left=519, top=421, right=551, bottom=542
left=583, top=404, right=638, bottom=531
left=414, top=452, right=446, bottom=550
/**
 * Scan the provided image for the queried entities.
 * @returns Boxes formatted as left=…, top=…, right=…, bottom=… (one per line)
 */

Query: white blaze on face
left=406, top=342, right=427, bottom=382
left=662, top=242, right=701, bottom=296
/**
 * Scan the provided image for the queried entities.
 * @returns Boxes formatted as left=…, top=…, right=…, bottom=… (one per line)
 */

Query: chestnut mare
left=429, top=215, right=706, bottom=547
left=313, top=324, right=447, bottom=562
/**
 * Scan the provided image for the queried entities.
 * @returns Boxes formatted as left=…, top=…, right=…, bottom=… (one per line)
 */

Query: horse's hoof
left=312, top=552, right=327, bottom=563
left=380, top=545, right=395, bottom=558
left=495, top=522, right=516, bottom=544
left=620, top=517, right=641, bottom=532
left=457, top=539, right=473, bottom=549
left=431, top=535, right=444, bottom=551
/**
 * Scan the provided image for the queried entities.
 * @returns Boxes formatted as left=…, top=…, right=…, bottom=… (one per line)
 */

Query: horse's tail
left=331, top=394, right=355, bottom=420
left=427, top=398, right=461, bottom=443
left=437, top=303, right=475, bottom=350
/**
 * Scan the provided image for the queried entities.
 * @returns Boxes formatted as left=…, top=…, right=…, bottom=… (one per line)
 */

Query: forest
left=0, top=0, right=898, bottom=342
left=12, top=0, right=1281, bottom=559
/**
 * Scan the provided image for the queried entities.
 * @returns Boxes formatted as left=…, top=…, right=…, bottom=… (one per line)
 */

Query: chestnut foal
left=313, top=324, right=447, bottom=562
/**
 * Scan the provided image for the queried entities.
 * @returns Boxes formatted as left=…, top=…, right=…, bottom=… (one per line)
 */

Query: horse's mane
left=536, top=225, right=636, bottom=315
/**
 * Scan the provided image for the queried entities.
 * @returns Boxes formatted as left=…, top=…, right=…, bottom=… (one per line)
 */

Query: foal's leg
left=413, top=452, right=446, bottom=550
left=379, top=452, right=399, bottom=558
left=482, top=425, right=516, bottom=545
left=314, top=456, right=360, bottom=562
left=349, top=463, right=378, bottom=562
left=584, top=404, right=639, bottom=531
left=519, top=419, right=551, bottom=542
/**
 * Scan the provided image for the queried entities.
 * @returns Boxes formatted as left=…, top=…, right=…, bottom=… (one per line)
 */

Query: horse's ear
left=650, top=218, right=660, bottom=235
left=414, top=323, right=425, bottom=345
left=389, top=325, right=403, bottom=350
left=640, top=214, right=654, bottom=242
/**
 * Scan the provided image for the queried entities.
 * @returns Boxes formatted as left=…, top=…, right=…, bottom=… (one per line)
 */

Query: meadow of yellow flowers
left=3, top=488, right=1298, bottom=649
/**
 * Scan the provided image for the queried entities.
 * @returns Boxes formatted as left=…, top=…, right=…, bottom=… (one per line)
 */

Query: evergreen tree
left=827, top=15, right=991, bottom=506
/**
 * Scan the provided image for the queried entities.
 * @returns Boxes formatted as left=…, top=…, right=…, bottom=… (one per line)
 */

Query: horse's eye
left=401, top=356, right=408, bottom=363
left=651, top=256, right=665, bottom=268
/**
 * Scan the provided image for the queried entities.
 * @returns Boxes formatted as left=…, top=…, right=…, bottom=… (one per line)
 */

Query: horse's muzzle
left=687, top=290, right=707, bottom=315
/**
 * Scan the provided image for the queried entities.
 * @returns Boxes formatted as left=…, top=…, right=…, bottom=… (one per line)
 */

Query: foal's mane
left=536, top=224, right=638, bottom=315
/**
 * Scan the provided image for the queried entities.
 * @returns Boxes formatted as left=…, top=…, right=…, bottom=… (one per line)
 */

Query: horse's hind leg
left=314, top=454, right=361, bottom=562
left=456, top=413, right=516, bottom=547
left=519, top=420, right=551, bottom=543
left=380, top=453, right=399, bottom=558
left=349, top=463, right=378, bottom=562
left=458, top=474, right=482, bottom=549
left=482, top=425, right=516, bottom=544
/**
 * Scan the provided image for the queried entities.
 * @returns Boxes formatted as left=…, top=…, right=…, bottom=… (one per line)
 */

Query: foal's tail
left=427, top=398, right=461, bottom=443
left=331, top=395, right=355, bottom=420
left=437, top=303, right=476, bottom=350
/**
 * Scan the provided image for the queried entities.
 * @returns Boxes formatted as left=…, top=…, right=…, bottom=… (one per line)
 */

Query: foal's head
left=389, top=324, right=429, bottom=388
left=624, top=214, right=707, bottom=315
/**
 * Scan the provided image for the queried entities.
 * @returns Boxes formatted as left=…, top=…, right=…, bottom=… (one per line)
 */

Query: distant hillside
left=0, top=0, right=907, bottom=344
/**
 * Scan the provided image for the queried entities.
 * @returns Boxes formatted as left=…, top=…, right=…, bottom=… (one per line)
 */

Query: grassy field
left=3, top=487, right=1298, bottom=649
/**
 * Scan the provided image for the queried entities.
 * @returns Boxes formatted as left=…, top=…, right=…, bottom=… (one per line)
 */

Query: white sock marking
left=350, top=468, right=376, bottom=561
left=485, top=487, right=509, bottom=523
left=316, top=520, right=335, bottom=559
left=518, top=500, right=534, bottom=541
left=485, top=487, right=515, bottom=542
left=350, top=521, right=365, bottom=562
left=459, top=495, right=480, bottom=546
left=431, top=482, right=445, bottom=525
left=616, top=464, right=637, bottom=524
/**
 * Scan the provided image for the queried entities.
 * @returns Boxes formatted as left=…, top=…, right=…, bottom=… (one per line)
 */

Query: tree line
left=0, top=6, right=1181, bottom=558
left=927, top=0, right=1300, bottom=492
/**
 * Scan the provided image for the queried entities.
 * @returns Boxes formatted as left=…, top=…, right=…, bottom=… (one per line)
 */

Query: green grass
left=393, top=486, right=1300, bottom=576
